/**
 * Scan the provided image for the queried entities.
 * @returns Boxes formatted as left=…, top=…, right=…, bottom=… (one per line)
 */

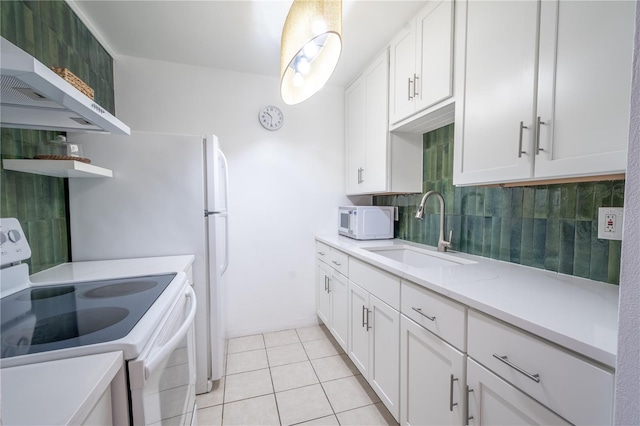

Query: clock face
left=259, top=106, right=284, bottom=130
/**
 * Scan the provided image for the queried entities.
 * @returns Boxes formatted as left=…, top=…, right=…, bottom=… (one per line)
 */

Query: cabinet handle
left=332, top=260, right=342, bottom=266
left=449, top=374, right=459, bottom=412
left=536, top=116, right=546, bottom=154
left=366, top=308, right=372, bottom=331
left=465, top=385, right=474, bottom=425
left=518, top=121, right=528, bottom=158
left=492, top=354, right=541, bottom=383
left=412, top=307, right=436, bottom=321
left=408, top=77, right=413, bottom=100
left=357, top=167, right=364, bottom=184
left=413, top=73, right=420, bottom=97
left=324, top=275, right=329, bottom=292
left=327, top=277, right=331, bottom=293
left=362, top=305, right=367, bottom=328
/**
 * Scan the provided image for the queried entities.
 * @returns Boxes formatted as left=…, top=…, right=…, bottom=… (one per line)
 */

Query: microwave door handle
left=143, top=286, right=197, bottom=380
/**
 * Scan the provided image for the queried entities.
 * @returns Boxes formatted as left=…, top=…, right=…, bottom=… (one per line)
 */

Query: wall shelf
left=3, top=159, right=113, bottom=178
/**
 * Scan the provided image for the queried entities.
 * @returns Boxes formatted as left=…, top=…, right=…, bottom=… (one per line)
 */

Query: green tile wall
left=375, top=124, right=624, bottom=284
left=1, top=0, right=115, bottom=273
left=1, top=129, right=70, bottom=273
left=1, top=0, right=115, bottom=113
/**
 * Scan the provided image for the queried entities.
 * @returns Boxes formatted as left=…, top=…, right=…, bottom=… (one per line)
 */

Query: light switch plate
left=598, top=207, right=624, bottom=240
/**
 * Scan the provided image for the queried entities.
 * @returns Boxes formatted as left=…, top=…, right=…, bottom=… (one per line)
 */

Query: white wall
left=114, top=56, right=359, bottom=336
left=614, top=4, right=640, bottom=424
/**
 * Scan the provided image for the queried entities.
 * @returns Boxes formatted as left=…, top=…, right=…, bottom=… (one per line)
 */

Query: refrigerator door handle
left=221, top=214, right=229, bottom=275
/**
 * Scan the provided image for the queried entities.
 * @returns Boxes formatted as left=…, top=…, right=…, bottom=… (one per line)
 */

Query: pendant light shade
left=280, top=0, right=342, bottom=105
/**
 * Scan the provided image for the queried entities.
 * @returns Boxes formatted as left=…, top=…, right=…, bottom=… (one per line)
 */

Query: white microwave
left=338, top=206, right=395, bottom=240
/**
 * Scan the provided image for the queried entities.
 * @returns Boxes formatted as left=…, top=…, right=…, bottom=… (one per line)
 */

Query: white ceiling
left=71, top=0, right=425, bottom=87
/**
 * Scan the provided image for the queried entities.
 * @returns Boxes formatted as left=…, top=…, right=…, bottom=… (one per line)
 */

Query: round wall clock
left=259, top=105, right=284, bottom=131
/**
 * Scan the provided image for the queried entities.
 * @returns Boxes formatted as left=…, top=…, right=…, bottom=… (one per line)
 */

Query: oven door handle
left=144, top=286, right=197, bottom=380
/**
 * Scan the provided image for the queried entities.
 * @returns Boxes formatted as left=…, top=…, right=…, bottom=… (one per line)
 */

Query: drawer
left=329, top=248, right=349, bottom=277
left=349, top=257, right=400, bottom=310
left=468, top=310, right=614, bottom=425
left=315, top=241, right=331, bottom=264
left=401, top=280, right=466, bottom=351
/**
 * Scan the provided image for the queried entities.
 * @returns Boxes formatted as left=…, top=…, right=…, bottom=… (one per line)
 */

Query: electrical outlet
left=598, top=207, right=624, bottom=240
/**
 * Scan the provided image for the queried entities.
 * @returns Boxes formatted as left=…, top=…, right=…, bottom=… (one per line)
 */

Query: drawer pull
left=317, top=251, right=326, bottom=256
left=332, top=260, right=342, bottom=266
left=412, top=307, right=436, bottom=321
left=492, top=354, right=541, bottom=383
left=449, top=374, right=459, bottom=412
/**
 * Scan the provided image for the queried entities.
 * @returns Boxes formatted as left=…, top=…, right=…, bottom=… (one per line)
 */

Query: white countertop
left=317, top=235, right=619, bottom=368
left=1, top=351, right=123, bottom=425
left=29, top=255, right=195, bottom=283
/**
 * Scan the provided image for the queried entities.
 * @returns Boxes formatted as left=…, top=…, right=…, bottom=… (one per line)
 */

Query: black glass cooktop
left=0, top=273, right=176, bottom=359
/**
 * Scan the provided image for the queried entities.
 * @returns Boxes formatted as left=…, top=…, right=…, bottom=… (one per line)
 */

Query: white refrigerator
left=67, top=131, right=228, bottom=394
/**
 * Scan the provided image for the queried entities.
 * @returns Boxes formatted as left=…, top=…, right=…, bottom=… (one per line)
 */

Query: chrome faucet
left=415, top=190, right=452, bottom=252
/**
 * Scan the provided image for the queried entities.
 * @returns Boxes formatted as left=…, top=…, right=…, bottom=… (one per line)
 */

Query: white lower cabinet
left=400, top=315, right=465, bottom=426
left=330, top=271, right=349, bottom=349
left=466, top=358, right=569, bottom=425
left=316, top=260, right=332, bottom=326
left=316, top=259, right=349, bottom=351
left=348, top=280, right=400, bottom=421
left=467, top=310, right=614, bottom=425
left=316, top=239, right=614, bottom=425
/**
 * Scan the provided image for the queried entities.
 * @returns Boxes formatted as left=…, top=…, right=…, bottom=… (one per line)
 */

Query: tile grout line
left=302, top=328, right=341, bottom=423
left=222, top=327, right=360, bottom=426
left=263, top=332, right=285, bottom=426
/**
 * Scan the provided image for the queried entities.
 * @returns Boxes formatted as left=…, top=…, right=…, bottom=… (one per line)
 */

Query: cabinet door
left=414, top=0, right=454, bottom=113
left=467, top=359, right=569, bottom=425
left=348, top=281, right=370, bottom=377
left=389, top=22, right=417, bottom=124
left=316, top=261, right=332, bottom=326
left=345, top=76, right=366, bottom=194
left=362, top=50, right=390, bottom=193
left=369, top=295, right=400, bottom=421
left=400, top=316, right=465, bottom=426
left=453, top=0, right=538, bottom=186
left=330, top=271, right=349, bottom=351
left=534, top=0, right=634, bottom=178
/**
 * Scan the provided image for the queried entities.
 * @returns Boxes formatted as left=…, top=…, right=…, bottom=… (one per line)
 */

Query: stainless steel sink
left=364, top=245, right=476, bottom=268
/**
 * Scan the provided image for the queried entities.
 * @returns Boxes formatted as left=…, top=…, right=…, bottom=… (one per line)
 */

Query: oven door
left=128, top=285, right=197, bottom=426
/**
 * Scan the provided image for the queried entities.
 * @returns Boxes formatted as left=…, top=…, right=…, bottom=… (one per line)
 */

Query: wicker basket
left=50, top=67, right=94, bottom=100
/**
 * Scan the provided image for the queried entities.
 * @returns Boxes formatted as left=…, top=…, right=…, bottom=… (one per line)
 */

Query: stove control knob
left=0, top=232, right=6, bottom=245
left=7, top=229, right=21, bottom=243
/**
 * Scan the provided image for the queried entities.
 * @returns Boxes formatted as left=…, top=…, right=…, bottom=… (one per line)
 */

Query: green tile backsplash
left=1, top=0, right=115, bottom=273
left=375, top=124, right=624, bottom=284
left=1, top=0, right=115, bottom=113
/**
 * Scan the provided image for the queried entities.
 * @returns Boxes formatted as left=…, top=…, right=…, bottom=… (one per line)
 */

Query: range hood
left=0, top=37, right=130, bottom=135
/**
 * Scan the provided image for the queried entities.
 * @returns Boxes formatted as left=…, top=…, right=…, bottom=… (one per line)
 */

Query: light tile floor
left=196, top=324, right=398, bottom=426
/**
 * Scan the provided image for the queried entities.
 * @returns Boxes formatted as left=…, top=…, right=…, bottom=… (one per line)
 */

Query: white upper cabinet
left=453, top=0, right=538, bottom=185
left=534, top=0, right=634, bottom=179
left=345, top=49, right=422, bottom=195
left=454, top=0, right=634, bottom=186
left=389, top=0, right=454, bottom=128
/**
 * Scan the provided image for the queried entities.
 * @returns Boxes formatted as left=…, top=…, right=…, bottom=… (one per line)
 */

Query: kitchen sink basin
left=364, top=245, right=476, bottom=268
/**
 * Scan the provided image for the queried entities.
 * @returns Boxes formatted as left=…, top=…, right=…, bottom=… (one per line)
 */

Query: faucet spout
left=415, top=190, right=452, bottom=252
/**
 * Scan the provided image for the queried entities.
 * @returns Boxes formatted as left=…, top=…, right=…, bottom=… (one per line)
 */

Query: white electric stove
left=0, top=218, right=198, bottom=425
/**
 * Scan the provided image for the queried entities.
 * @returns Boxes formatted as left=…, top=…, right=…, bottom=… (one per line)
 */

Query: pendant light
left=280, top=0, right=342, bottom=105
